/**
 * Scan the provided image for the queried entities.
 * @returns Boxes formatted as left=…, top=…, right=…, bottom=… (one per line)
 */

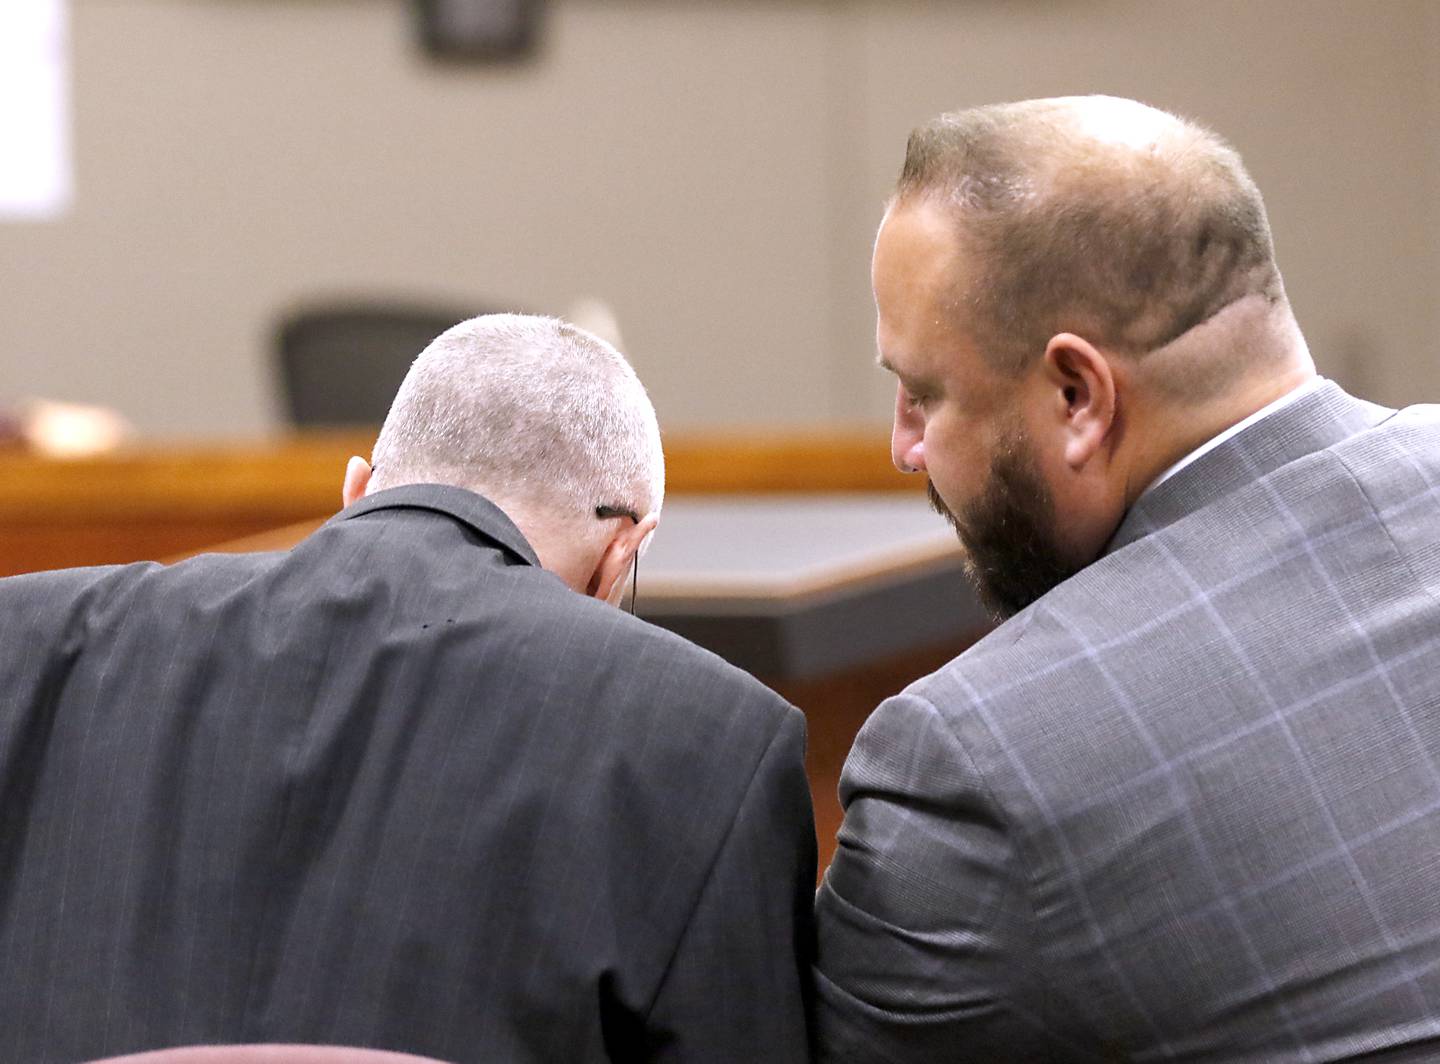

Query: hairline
left=890, top=99, right=1289, bottom=395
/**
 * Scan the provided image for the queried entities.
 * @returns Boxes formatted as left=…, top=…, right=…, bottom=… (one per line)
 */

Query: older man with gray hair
left=350, top=313, right=668, bottom=600
left=816, top=97, right=1440, bottom=1061
left=0, top=314, right=816, bottom=1063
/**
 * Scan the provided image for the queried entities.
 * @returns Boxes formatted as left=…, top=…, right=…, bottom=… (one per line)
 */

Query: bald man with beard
left=814, top=96, right=1440, bottom=1062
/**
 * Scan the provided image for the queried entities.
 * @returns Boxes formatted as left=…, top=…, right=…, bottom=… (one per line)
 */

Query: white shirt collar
left=1147, top=376, right=1327, bottom=492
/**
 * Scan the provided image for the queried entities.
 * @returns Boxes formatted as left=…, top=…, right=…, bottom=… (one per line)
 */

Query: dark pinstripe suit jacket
left=815, top=383, right=1440, bottom=1061
left=0, top=485, right=815, bottom=1064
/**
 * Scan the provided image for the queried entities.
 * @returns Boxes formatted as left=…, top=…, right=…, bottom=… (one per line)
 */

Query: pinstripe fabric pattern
left=0, top=485, right=816, bottom=1064
left=814, top=384, right=1440, bottom=1062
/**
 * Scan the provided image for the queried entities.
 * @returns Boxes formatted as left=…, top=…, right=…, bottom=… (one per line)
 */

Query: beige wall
left=2, top=0, right=1437, bottom=437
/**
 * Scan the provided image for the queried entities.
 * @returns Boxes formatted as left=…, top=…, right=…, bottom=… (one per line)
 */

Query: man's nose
left=891, top=413, right=926, bottom=475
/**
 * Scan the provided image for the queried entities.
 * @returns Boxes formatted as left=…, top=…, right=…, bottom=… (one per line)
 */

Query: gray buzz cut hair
left=369, top=313, right=664, bottom=524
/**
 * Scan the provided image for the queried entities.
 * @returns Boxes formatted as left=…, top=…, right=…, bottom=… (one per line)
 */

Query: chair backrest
left=274, top=302, right=484, bottom=427
left=85, top=1044, right=452, bottom=1064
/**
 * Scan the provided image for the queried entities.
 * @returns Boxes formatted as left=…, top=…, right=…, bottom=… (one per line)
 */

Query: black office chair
left=274, top=302, right=489, bottom=427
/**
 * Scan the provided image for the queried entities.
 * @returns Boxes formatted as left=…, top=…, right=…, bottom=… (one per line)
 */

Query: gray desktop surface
left=635, top=494, right=987, bottom=680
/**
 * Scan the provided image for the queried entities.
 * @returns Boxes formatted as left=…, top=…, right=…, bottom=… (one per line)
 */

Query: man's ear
left=585, top=513, right=660, bottom=606
left=1041, top=333, right=1118, bottom=470
left=341, top=456, right=372, bottom=507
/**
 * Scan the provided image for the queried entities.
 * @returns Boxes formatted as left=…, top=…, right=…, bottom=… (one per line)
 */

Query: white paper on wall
left=0, top=0, right=71, bottom=220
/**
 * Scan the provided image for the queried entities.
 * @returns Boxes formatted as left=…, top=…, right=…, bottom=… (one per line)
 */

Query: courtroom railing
left=0, top=430, right=917, bottom=577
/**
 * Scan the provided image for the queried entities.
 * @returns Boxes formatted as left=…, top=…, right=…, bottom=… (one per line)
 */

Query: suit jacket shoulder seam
left=1329, top=446, right=1440, bottom=612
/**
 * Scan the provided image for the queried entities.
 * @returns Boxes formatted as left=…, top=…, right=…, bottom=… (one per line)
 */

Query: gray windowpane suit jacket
left=815, top=383, right=1440, bottom=1061
left=0, top=485, right=815, bottom=1064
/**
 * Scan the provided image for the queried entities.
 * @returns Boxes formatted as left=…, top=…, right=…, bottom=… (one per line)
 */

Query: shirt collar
left=1146, top=376, right=1328, bottom=493
left=1105, top=379, right=1394, bottom=554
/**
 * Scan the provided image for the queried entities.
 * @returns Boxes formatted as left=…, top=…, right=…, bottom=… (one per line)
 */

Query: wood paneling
left=0, top=433, right=366, bottom=576
left=663, top=433, right=914, bottom=494
left=0, top=430, right=919, bottom=577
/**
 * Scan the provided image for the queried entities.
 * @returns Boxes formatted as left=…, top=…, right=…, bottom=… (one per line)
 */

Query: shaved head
left=896, top=95, right=1286, bottom=395
left=369, top=314, right=664, bottom=537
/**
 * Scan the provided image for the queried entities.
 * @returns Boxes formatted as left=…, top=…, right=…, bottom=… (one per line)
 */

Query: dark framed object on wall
left=414, top=0, right=543, bottom=62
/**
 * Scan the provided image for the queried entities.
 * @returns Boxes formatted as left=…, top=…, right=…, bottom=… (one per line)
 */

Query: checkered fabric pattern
left=815, top=383, right=1440, bottom=1062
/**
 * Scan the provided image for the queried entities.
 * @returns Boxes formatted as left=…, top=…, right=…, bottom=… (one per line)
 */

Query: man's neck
left=1123, top=365, right=1320, bottom=508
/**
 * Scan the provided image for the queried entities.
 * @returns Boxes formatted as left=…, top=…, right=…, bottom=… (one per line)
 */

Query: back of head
left=369, top=314, right=664, bottom=536
left=898, top=95, right=1289, bottom=395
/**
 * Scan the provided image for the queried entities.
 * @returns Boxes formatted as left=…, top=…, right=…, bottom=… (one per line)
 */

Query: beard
left=928, top=428, right=1086, bottom=621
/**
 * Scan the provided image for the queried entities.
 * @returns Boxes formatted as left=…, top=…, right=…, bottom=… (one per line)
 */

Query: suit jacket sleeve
left=645, top=706, right=817, bottom=1063
left=813, top=690, right=1087, bottom=1062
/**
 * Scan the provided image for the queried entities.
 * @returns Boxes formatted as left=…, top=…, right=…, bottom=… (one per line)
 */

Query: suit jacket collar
left=1105, top=381, right=1394, bottom=554
left=329, top=483, right=542, bottom=568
